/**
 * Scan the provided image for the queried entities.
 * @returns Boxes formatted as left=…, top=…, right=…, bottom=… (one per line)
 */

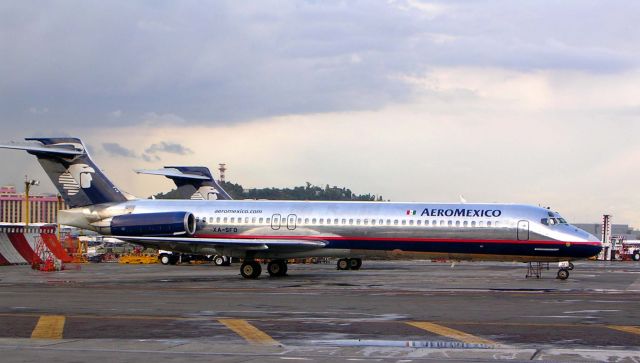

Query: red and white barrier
left=0, top=224, right=71, bottom=265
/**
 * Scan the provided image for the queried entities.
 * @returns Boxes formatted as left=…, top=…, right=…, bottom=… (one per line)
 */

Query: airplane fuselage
left=62, top=199, right=601, bottom=262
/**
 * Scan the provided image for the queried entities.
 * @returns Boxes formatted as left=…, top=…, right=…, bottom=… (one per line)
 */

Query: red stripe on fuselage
left=194, top=234, right=600, bottom=247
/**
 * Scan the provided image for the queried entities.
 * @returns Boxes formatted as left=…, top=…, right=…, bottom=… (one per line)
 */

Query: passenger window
left=487, top=221, right=492, bottom=227
left=401, top=220, right=406, bottom=225
left=416, top=220, right=421, bottom=226
left=266, top=218, right=271, bottom=224
left=312, top=218, right=317, bottom=224
left=223, top=217, right=228, bottom=223
left=424, top=220, right=429, bottom=226
left=230, top=217, right=235, bottom=223
left=471, top=221, right=476, bottom=227
left=371, top=219, right=376, bottom=225
left=259, top=217, right=263, bottom=223
left=245, top=217, right=249, bottom=223
left=409, top=220, right=414, bottom=225
left=342, top=219, right=346, bottom=224
left=447, top=220, right=452, bottom=226
left=305, top=218, right=309, bottom=224
left=356, top=219, right=361, bottom=225
left=326, top=219, right=331, bottom=224
left=478, top=221, right=484, bottom=227
left=440, top=220, right=445, bottom=226
left=386, top=219, right=391, bottom=225
left=252, top=217, right=256, bottom=223
left=495, top=221, right=500, bottom=227
left=209, top=217, right=213, bottom=223
left=394, top=220, right=399, bottom=225
left=379, top=219, right=383, bottom=225
left=364, top=219, right=369, bottom=225
left=463, top=221, right=468, bottom=227
left=455, top=221, right=460, bottom=227
left=335, top=219, right=339, bottom=224
left=297, top=218, right=302, bottom=224
left=216, top=217, right=221, bottom=223
left=319, top=218, right=324, bottom=224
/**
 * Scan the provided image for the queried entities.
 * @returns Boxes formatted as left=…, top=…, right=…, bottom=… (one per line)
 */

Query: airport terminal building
left=0, top=186, right=68, bottom=224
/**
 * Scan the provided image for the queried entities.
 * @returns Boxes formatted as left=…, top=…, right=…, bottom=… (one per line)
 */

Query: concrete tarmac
left=0, top=260, right=639, bottom=362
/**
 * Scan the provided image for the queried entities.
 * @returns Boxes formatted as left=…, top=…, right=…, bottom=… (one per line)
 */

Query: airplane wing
left=113, top=235, right=327, bottom=251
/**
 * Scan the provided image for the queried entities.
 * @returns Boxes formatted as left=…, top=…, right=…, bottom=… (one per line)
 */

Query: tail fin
left=136, top=166, right=233, bottom=200
left=0, top=137, right=128, bottom=208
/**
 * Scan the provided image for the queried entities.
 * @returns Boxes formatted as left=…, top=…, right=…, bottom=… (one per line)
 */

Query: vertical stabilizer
left=0, top=138, right=128, bottom=208
left=136, top=166, right=232, bottom=200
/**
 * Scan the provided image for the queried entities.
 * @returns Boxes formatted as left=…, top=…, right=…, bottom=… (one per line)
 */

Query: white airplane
left=0, top=138, right=601, bottom=279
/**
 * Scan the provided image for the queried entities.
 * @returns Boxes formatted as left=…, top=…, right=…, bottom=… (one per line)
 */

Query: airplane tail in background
left=0, top=138, right=128, bottom=208
left=136, top=166, right=233, bottom=200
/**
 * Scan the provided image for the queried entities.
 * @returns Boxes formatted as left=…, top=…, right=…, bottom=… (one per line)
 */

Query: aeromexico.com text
left=214, top=209, right=262, bottom=214
left=420, top=208, right=502, bottom=217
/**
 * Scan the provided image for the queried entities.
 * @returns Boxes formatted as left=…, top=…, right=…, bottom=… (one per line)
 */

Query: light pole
left=24, top=176, right=39, bottom=226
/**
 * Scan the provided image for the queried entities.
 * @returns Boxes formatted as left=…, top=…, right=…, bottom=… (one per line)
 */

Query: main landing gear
left=267, top=259, right=287, bottom=277
left=526, top=261, right=574, bottom=280
left=240, top=260, right=262, bottom=279
left=337, top=258, right=362, bottom=271
left=240, top=259, right=288, bottom=279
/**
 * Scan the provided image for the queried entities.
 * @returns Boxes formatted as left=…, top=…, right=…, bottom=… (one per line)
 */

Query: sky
left=0, top=0, right=639, bottom=225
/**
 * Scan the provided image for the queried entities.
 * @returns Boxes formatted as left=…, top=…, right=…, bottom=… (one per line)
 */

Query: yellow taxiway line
left=31, top=315, right=65, bottom=339
left=608, top=325, right=640, bottom=336
left=407, top=321, right=497, bottom=346
left=219, top=319, right=280, bottom=346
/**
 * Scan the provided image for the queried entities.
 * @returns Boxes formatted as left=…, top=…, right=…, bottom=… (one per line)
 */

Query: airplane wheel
left=241, top=261, right=262, bottom=279
left=557, top=268, right=569, bottom=280
left=159, top=254, right=171, bottom=265
left=267, top=260, right=287, bottom=277
left=567, top=262, right=574, bottom=270
left=349, top=258, right=362, bottom=270
left=337, top=258, right=349, bottom=270
left=214, top=255, right=226, bottom=266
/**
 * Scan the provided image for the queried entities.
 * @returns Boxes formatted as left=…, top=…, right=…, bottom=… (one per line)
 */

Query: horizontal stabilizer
left=135, top=168, right=211, bottom=180
left=0, top=142, right=84, bottom=156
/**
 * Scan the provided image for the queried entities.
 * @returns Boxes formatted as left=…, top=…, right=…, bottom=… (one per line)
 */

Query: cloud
left=1, top=1, right=637, bottom=133
left=102, top=142, right=137, bottom=158
left=82, top=66, right=640, bottom=226
left=145, top=141, right=193, bottom=155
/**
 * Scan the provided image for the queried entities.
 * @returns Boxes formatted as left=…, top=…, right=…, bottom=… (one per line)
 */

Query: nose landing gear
left=337, top=258, right=362, bottom=270
left=556, top=268, right=570, bottom=280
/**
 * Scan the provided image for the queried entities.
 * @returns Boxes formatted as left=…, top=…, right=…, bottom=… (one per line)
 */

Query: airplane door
left=517, top=220, right=529, bottom=241
left=271, top=214, right=281, bottom=230
left=287, top=214, right=297, bottom=230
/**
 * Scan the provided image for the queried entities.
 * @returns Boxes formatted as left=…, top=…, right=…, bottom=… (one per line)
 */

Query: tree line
left=153, top=181, right=384, bottom=201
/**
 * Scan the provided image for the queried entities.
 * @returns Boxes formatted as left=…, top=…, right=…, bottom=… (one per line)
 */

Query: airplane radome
left=0, top=138, right=602, bottom=280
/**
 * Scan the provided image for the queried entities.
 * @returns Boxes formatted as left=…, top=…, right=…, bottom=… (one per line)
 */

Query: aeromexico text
left=420, top=208, right=502, bottom=217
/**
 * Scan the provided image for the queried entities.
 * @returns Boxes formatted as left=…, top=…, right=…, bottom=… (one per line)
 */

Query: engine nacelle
left=110, top=211, right=196, bottom=236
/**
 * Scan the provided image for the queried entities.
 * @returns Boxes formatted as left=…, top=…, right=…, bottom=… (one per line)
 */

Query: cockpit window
left=541, top=217, right=568, bottom=226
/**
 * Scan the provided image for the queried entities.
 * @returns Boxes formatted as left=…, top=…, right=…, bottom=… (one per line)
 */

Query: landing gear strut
left=240, top=260, right=262, bottom=279
left=267, top=259, right=288, bottom=277
left=337, top=258, right=362, bottom=270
